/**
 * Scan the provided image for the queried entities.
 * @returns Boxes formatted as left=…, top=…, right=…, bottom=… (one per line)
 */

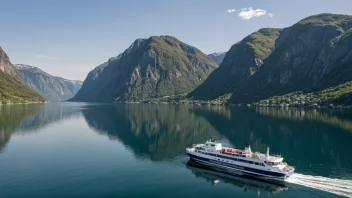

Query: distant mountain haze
left=208, top=52, right=226, bottom=66
left=15, top=64, right=83, bottom=101
left=0, top=47, right=45, bottom=104
left=71, top=36, right=217, bottom=102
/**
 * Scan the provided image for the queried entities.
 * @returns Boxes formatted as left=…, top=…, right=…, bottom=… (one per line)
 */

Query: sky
left=0, top=0, right=351, bottom=81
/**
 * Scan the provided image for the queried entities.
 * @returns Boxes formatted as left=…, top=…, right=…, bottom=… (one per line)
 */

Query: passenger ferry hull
left=187, top=153, right=293, bottom=181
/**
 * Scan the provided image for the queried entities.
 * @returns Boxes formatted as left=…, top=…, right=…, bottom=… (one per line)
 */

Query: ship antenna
left=266, top=147, right=270, bottom=157
left=212, top=136, right=216, bottom=142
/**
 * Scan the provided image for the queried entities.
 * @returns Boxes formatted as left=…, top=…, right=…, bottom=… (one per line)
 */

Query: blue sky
left=1, top=0, right=351, bottom=80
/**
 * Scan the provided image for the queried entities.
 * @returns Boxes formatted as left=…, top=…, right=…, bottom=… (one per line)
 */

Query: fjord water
left=0, top=103, right=352, bottom=197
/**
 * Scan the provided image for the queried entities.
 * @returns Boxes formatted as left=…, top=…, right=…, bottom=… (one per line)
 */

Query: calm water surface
left=0, top=103, right=352, bottom=197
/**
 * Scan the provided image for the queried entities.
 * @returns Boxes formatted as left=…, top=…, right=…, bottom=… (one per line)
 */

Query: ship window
left=255, top=162, right=259, bottom=165
left=248, top=161, right=253, bottom=164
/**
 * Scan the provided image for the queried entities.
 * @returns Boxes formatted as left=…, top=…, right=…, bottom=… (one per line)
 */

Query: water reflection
left=82, top=104, right=220, bottom=161
left=0, top=103, right=82, bottom=152
left=256, top=107, right=352, bottom=132
left=1, top=103, right=352, bottom=179
left=0, top=104, right=42, bottom=152
left=186, top=161, right=287, bottom=195
left=193, top=106, right=352, bottom=178
left=18, top=102, right=82, bottom=132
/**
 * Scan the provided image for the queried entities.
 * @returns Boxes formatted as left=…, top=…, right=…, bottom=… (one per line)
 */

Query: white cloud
left=268, top=13, right=274, bottom=18
left=227, top=8, right=236, bottom=13
left=34, top=54, right=58, bottom=60
left=238, top=7, right=267, bottom=20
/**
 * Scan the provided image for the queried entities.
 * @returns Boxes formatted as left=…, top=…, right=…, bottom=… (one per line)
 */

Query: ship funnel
left=266, top=147, right=270, bottom=157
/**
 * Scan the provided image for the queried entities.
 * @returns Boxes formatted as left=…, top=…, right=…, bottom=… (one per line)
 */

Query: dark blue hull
left=187, top=153, right=289, bottom=180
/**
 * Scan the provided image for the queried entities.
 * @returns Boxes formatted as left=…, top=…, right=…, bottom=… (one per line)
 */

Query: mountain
left=189, top=28, right=281, bottom=100
left=15, top=64, right=83, bottom=101
left=190, top=14, right=352, bottom=104
left=71, top=36, right=217, bottom=102
left=232, top=14, right=352, bottom=103
left=208, top=52, right=226, bottom=66
left=0, top=47, right=45, bottom=104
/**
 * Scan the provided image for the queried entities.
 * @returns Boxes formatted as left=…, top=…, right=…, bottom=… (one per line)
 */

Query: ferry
left=186, top=140, right=294, bottom=180
left=186, top=161, right=288, bottom=194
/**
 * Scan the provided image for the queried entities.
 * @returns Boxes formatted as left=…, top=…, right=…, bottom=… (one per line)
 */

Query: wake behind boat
left=186, top=140, right=294, bottom=180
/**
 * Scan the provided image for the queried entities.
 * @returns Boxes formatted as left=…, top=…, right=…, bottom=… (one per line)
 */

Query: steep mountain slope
left=231, top=14, right=352, bottom=103
left=71, top=36, right=217, bottom=102
left=0, top=47, right=19, bottom=78
left=15, top=64, right=83, bottom=101
left=208, top=52, right=226, bottom=66
left=0, top=47, right=45, bottom=104
left=189, top=28, right=281, bottom=100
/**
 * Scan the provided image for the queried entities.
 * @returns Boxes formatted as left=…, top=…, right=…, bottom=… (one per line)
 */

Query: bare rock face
left=0, top=47, right=19, bottom=78
left=280, top=69, right=292, bottom=85
left=70, top=36, right=217, bottom=102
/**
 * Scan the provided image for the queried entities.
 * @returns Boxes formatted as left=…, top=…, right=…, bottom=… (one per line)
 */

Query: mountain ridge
left=231, top=13, right=352, bottom=103
left=71, top=35, right=217, bottom=102
left=189, top=13, right=352, bottom=104
left=15, top=64, right=83, bottom=101
left=189, top=28, right=281, bottom=100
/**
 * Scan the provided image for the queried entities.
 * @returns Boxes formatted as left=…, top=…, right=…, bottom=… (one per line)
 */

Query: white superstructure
left=186, top=140, right=294, bottom=180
